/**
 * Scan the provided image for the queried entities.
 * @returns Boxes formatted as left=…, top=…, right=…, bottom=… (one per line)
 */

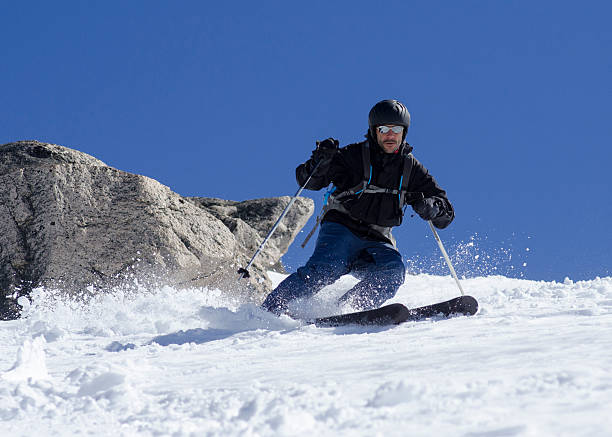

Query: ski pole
left=428, top=220, right=465, bottom=296
left=238, top=160, right=322, bottom=280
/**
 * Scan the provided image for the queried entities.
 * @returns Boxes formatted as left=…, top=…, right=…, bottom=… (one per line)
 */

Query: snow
left=2, top=274, right=612, bottom=436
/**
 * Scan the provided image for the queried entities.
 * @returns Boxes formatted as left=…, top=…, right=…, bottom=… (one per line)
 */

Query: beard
left=379, top=138, right=401, bottom=153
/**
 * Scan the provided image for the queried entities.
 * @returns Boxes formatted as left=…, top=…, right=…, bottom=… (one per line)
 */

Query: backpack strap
left=399, top=153, right=414, bottom=207
left=361, top=141, right=371, bottom=181
left=332, top=141, right=372, bottom=199
left=398, top=153, right=426, bottom=206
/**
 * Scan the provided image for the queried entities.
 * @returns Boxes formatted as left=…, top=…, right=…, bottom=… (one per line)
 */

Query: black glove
left=312, top=138, right=339, bottom=164
left=413, top=197, right=443, bottom=221
left=308, top=138, right=339, bottom=176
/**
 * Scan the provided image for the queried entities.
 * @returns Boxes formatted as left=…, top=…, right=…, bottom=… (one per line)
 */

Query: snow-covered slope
left=1, top=273, right=612, bottom=436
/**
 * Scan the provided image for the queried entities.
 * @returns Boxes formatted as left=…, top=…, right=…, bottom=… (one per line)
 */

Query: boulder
left=0, top=141, right=313, bottom=319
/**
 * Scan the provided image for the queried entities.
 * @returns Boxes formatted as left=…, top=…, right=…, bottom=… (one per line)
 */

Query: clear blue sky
left=2, top=1, right=611, bottom=281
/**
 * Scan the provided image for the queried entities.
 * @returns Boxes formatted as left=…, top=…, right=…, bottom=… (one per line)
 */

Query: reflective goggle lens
left=377, top=125, right=404, bottom=134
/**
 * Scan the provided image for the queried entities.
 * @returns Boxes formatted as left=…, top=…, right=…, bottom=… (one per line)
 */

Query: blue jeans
left=262, top=221, right=405, bottom=314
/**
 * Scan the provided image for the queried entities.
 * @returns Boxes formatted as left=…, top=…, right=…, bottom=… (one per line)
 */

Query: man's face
left=375, top=125, right=404, bottom=153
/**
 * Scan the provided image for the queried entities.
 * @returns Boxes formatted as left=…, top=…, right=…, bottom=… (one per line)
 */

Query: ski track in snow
left=1, top=274, right=612, bottom=436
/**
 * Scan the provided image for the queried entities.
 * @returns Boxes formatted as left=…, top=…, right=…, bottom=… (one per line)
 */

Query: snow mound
left=0, top=273, right=611, bottom=436
left=1, top=337, right=49, bottom=382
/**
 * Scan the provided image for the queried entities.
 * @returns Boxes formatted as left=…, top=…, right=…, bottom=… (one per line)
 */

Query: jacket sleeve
left=296, top=155, right=331, bottom=190
left=409, top=158, right=455, bottom=229
left=296, top=148, right=350, bottom=190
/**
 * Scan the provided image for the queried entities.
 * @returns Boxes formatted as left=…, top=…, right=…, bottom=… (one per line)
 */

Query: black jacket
left=297, top=136, right=454, bottom=244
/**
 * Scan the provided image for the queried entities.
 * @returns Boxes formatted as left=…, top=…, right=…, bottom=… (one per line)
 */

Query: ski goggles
left=377, top=125, right=404, bottom=134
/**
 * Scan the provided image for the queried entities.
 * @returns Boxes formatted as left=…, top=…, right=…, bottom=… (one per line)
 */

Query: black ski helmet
left=368, top=99, right=411, bottom=140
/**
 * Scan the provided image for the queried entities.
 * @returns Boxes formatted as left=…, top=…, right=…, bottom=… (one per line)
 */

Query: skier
left=262, top=99, right=454, bottom=315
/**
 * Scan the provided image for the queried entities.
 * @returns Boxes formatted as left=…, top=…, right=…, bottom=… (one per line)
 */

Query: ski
left=313, top=303, right=410, bottom=327
left=403, top=295, right=478, bottom=320
left=312, top=295, right=479, bottom=327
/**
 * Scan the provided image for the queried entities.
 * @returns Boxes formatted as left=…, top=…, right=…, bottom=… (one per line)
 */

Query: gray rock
left=0, top=141, right=314, bottom=320
left=189, top=197, right=314, bottom=273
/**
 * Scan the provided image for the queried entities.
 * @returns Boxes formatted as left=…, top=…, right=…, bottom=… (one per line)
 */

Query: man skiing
left=262, top=99, right=454, bottom=315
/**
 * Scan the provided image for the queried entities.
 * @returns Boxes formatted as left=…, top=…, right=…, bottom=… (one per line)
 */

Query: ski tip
left=460, top=295, right=479, bottom=315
